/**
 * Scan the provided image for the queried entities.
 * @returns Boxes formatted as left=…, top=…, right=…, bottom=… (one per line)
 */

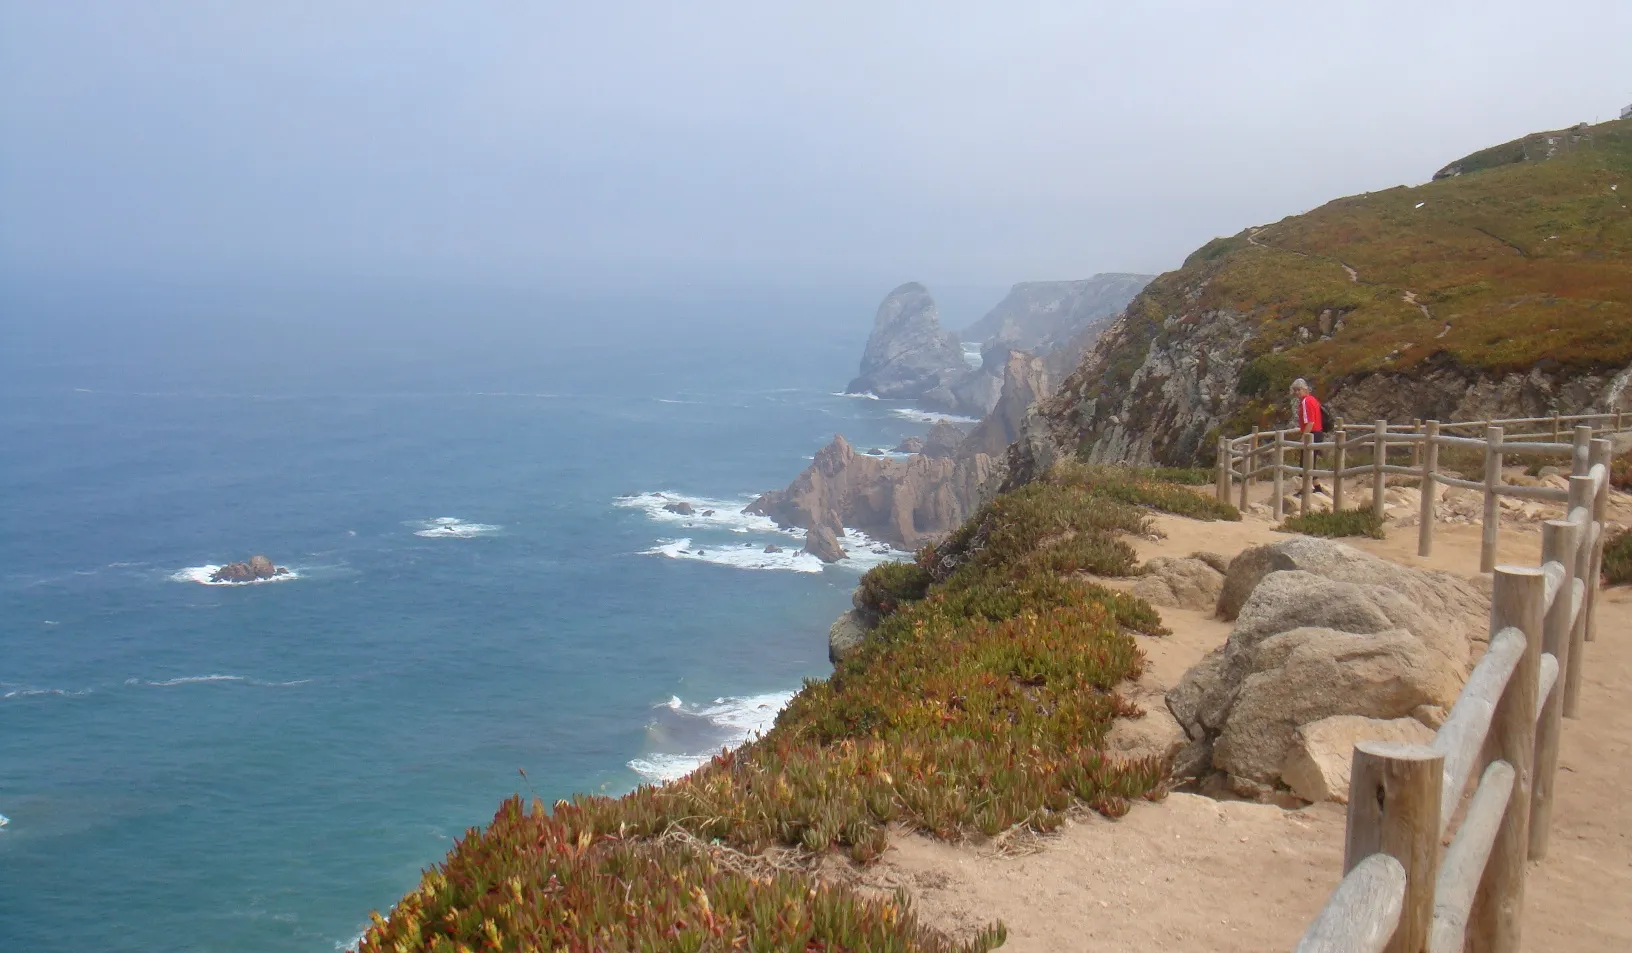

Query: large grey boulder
left=1282, top=715, right=1437, bottom=803
left=1212, top=626, right=1459, bottom=783
left=1170, top=540, right=1485, bottom=797
left=1217, top=537, right=1487, bottom=661
left=1132, top=555, right=1226, bottom=612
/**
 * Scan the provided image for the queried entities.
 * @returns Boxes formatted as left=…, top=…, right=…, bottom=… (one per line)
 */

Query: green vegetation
left=359, top=464, right=1232, bottom=952
left=1279, top=507, right=1388, bottom=539
left=1611, top=449, right=1632, bottom=492
left=1603, top=528, right=1632, bottom=586
left=1070, top=118, right=1632, bottom=440
left=1050, top=462, right=1240, bottom=521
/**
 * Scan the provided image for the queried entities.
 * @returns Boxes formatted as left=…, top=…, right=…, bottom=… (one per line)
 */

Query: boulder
left=764, top=544, right=783, bottom=553
left=1281, top=715, right=1437, bottom=803
left=893, top=436, right=926, bottom=454
left=1215, top=537, right=1487, bottom=664
left=1105, top=688, right=1188, bottom=763
left=1211, top=626, right=1460, bottom=783
left=1131, top=555, right=1226, bottom=612
left=828, top=609, right=870, bottom=664
left=663, top=502, right=696, bottom=515
left=803, top=522, right=848, bottom=563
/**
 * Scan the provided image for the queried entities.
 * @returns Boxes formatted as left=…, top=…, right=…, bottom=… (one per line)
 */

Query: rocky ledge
left=210, top=555, right=290, bottom=584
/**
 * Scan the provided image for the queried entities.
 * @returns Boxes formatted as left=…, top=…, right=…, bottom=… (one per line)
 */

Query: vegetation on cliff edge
left=360, top=465, right=1219, bottom=952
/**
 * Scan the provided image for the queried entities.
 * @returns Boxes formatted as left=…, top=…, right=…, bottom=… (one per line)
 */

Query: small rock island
left=210, top=555, right=290, bottom=583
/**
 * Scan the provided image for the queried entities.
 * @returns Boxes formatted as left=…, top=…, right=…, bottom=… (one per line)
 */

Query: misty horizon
left=3, top=3, right=1631, bottom=294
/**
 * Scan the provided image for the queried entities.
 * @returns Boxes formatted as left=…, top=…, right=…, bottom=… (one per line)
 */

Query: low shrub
left=1611, top=451, right=1632, bottom=492
left=855, top=560, right=933, bottom=619
left=1144, top=466, right=1213, bottom=486
left=1603, top=528, right=1632, bottom=585
left=1050, top=461, right=1242, bottom=522
left=1280, top=507, right=1387, bottom=539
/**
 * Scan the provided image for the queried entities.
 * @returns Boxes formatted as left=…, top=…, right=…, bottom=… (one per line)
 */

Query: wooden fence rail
left=1231, top=416, right=1619, bottom=953
left=1215, top=413, right=1629, bottom=572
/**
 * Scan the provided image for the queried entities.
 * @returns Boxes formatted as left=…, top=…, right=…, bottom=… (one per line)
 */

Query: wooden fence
left=1214, top=412, right=1629, bottom=572
left=1207, top=416, right=1619, bottom=953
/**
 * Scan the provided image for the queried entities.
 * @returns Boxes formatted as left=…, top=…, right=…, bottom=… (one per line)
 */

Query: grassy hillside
left=1065, top=118, right=1632, bottom=443
left=358, top=467, right=1234, bottom=952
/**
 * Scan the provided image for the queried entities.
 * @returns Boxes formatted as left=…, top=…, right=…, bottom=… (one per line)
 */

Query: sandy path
left=857, top=495, right=1632, bottom=951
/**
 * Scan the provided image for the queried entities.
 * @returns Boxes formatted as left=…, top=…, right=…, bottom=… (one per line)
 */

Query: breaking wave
left=628, top=692, right=793, bottom=784
left=170, top=565, right=300, bottom=586
left=890, top=408, right=980, bottom=425
left=614, top=491, right=788, bottom=535
left=412, top=517, right=502, bottom=538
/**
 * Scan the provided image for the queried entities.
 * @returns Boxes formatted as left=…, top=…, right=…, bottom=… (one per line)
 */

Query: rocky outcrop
left=210, top=555, right=289, bottom=584
left=1131, top=554, right=1227, bottom=612
left=746, top=435, right=996, bottom=549
left=962, top=275, right=1152, bottom=355
left=663, top=502, right=695, bottom=516
left=920, top=419, right=967, bottom=459
left=828, top=609, right=869, bottom=664
left=1167, top=538, right=1487, bottom=796
left=846, top=283, right=997, bottom=416
left=893, top=436, right=926, bottom=454
left=803, top=522, right=847, bottom=563
left=960, top=350, right=1051, bottom=461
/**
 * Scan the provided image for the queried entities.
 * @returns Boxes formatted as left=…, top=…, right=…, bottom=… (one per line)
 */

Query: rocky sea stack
left=845, top=283, right=1000, bottom=417
left=210, top=555, right=290, bottom=584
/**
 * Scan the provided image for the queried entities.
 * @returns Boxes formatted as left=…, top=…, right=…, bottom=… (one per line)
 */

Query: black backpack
left=1315, top=398, right=1332, bottom=434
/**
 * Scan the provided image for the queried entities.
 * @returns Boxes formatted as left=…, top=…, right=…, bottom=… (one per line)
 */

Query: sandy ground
left=854, top=483, right=1632, bottom=952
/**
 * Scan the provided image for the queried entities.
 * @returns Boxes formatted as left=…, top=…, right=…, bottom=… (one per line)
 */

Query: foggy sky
left=3, top=1, right=1629, bottom=290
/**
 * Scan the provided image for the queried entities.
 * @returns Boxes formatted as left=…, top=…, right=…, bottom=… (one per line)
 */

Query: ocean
left=0, top=278, right=990, bottom=952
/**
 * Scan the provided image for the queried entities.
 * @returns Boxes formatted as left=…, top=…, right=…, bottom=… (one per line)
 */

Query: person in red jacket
left=1291, top=378, right=1327, bottom=494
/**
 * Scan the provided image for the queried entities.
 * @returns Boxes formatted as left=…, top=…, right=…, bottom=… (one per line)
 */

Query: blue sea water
left=0, top=279, right=984, bottom=952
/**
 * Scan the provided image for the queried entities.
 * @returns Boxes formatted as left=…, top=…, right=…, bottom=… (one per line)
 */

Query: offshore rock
left=803, top=521, right=847, bottom=563
left=746, top=435, right=995, bottom=549
left=845, top=283, right=998, bottom=417
left=210, top=555, right=289, bottom=584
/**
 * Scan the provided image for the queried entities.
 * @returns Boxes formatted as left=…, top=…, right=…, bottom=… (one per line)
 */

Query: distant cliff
left=963, top=274, right=1152, bottom=356
left=1011, top=116, right=1632, bottom=478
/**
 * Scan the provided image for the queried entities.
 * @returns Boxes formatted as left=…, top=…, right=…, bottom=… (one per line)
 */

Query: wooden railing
left=1214, top=412, right=1629, bottom=572
left=1207, top=422, right=1615, bottom=953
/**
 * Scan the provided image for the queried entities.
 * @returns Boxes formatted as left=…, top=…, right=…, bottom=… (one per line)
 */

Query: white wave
left=890, top=408, right=980, bottom=425
left=3, top=687, right=92, bottom=699
left=628, top=691, right=794, bottom=784
left=170, top=565, right=300, bottom=586
left=411, top=517, right=501, bottom=538
left=962, top=342, right=984, bottom=369
left=146, top=674, right=246, bottom=687
left=834, top=528, right=914, bottom=570
left=830, top=391, right=880, bottom=400
left=0, top=814, right=8, bottom=828
left=641, top=538, right=826, bottom=573
left=614, top=491, right=791, bottom=535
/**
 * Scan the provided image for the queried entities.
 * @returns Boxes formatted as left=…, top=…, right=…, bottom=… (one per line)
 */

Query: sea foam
left=628, top=691, right=794, bottom=784
left=641, top=538, right=825, bottom=573
left=890, top=408, right=980, bottom=425
left=412, top=517, right=501, bottom=538
left=614, top=491, right=789, bottom=536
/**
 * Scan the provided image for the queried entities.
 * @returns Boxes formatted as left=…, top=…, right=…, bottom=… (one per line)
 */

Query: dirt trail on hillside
left=854, top=497, right=1632, bottom=952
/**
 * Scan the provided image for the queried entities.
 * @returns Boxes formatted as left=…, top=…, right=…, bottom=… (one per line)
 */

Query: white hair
left=1290, top=378, right=1309, bottom=393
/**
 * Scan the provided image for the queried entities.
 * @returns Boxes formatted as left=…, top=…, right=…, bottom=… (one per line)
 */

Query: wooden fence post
left=1373, top=419, right=1388, bottom=520
left=1216, top=436, right=1230, bottom=503
left=1551, top=412, right=1561, bottom=444
left=1273, top=430, right=1285, bottom=520
left=1563, top=474, right=1595, bottom=719
left=1418, top=420, right=1440, bottom=557
left=1481, top=425, right=1504, bottom=573
left=1334, top=420, right=1347, bottom=512
left=1572, top=424, right=1591, bottom=476
left=1468, top=566, right=1545, bottom=953
left=1616, top=409, right=1624, bottom=432
left=1411, top=418, right=1423, bottom=469
left=1238, top=437, right=1251, bottom=511
left=1345, top=741, right=1444, bottom=953
left=1250, top=426, right=1261, bottom=484
left=1587, top=437, right=1611, bottom=644
left=1301, top=431, right=1315, bottom=517
left=1530, top=519, right=1578, bottom=859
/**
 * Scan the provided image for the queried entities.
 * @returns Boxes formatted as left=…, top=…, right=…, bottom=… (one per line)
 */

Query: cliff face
left=961, top=350, right=1052, bottom=460
left=963, top=274, right=1152, bottom=354
left=745, top=435, right=995, bottom=549
left=1023, top=117, right=1632, bottom=471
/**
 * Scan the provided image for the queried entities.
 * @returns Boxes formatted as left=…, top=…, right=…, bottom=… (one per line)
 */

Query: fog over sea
left=0, top=279, right=994, bottom=952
